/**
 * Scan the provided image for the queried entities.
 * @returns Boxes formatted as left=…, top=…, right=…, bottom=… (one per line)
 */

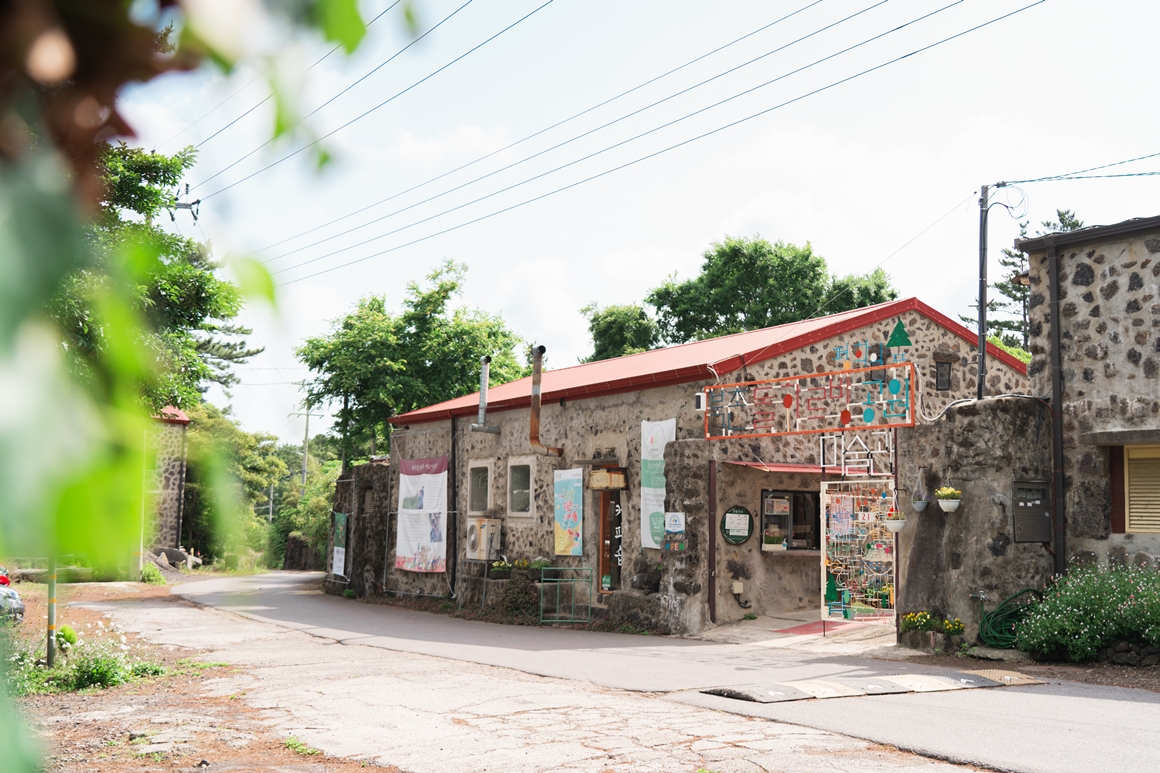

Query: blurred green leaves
left=317, top=0, right=368, bottom=54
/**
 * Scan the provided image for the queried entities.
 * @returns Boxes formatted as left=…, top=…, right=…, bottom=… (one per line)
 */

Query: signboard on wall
left=554, top=468, right=583, bottom=556
left=395, top=456, right=448, bottom=573
left=641, top=419, right=677, bottom=549
left=703, top=362, right=916, bottom=440
left=332, top=512, right=348, bottom=578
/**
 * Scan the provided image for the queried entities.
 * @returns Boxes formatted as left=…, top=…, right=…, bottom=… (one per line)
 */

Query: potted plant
left=488, top=560, right=512, bottom=580
left=911, top=492, right=931, bottom=513
left=884, top=510, right=907, bottom=533
left=528, top=557, right=551, bottom=582
left=935, top=486, right=962, bottom=513
left=761, top=530, right=786, bottom=552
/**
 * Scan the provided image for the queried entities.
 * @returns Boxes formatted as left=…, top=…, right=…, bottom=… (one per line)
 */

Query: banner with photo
left=640, top=418, right=677, bottom=549
left=332, top=512, right=348, bottom=578
left=553, top=468, right=583, bottom=556
left=395, top=456, right=449, bottom=573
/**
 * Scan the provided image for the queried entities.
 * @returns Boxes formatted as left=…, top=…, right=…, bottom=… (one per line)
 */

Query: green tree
left=581, top=303, right=659, bottom=362
left=50, top=143, right=262, bottom=411
left=298, top=261, right=528, bottom=452
left=968, top=209, right=1084, bottom=350
left=179, top=403, right=288, bottom=561
left=645, top=236, right=897, bottom=344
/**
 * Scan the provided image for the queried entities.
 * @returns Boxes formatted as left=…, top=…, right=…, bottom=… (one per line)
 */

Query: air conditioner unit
left=465, top=517, right=501, bottom=561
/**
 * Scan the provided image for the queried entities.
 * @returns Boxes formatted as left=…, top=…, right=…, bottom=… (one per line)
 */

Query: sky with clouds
left=121, top=0, right=1160, bottom=443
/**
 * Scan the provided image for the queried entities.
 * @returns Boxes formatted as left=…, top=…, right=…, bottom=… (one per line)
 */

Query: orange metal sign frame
left=703, top=362, right=917, bottom=441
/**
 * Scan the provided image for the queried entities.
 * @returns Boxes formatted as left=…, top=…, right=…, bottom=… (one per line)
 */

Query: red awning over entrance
left=724, top=461, right=831, bottom=474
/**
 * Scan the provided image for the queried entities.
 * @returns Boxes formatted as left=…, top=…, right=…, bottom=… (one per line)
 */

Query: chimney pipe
left=529, top=345, right=562, bottom=456
left=469, top=355, right=500, bottom=434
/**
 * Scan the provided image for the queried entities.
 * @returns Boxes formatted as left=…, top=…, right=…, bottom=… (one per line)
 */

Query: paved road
left=175, top=571, right=1160, bottom=773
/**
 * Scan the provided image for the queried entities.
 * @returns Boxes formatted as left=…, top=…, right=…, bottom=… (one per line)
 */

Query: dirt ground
left=899, top=651, right=1160, bottom=694
left=10, top=581, right=400, bottom=773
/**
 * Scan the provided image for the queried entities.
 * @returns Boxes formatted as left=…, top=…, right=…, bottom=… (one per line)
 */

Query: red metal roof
left=155, top=406, right=191, bottom=425
left=390, top=298, right=1028, bottom=426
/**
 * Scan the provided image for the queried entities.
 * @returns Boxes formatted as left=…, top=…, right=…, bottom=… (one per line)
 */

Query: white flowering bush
left=2, top=620, right=165, bottom=696
left=1016, top=565, right=1160, bottom=661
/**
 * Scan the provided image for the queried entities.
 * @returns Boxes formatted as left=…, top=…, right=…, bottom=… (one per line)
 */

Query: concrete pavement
left=162, top=571, right=1160, bottom=773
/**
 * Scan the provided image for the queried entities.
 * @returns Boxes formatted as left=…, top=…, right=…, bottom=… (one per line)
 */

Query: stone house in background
left=895, top=216, right=1160, bottom=642
left=1019, top=216, right=1160, bottom=565
left=331, top=298, right=1028, bottom=634
left=147, top=406, right=190, bottom=550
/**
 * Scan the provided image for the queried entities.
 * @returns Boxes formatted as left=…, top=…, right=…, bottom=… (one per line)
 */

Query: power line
left=262, top=0, right=886, bottom=267
left=198, top=0, right=558, bottom=199
left=195, top=0, right=468, bottom=187
left=1002, top=149, right=1160, bottom=185
left=275, top=0, right=967, bottom=277
left=160, top=1, right=400, bottom=152
left=278, top=0, right=1046, bottom=286
left=248, top=0, right=831, bottom=259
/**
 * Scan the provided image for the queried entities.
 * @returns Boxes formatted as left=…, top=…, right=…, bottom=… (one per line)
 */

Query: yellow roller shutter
left=1126, top=446, right=1160, bottom=533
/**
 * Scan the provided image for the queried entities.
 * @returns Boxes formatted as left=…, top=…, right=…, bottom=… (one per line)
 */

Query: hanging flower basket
left=885, top=519, right=906, bottom=533
left=935, top=487, right=962, bottom=513
left=912, top=499, right=929, bottom=513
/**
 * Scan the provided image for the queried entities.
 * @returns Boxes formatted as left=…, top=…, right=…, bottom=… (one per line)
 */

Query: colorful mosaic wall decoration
left=822, top=479, right=896, bottom=619
left=704, top=362, right=915, bottom=440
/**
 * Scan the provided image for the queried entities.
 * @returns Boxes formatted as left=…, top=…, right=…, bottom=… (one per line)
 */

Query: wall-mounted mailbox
left=1012, top=480, right=1052, bottom=543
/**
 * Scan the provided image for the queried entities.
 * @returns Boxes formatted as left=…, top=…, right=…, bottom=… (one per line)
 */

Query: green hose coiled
left=977, top=589, right=1041, bottom=649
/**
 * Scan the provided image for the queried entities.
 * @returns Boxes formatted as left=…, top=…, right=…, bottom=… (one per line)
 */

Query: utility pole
left=977, top=184, right=990, bottom=401
left=46, top=553, right=57, bottom=668
left=289, top=403, right=315, bottom=494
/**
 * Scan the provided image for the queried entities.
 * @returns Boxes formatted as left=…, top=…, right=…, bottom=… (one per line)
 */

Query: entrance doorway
left=821, top=479, right=896, bottom=620
left=597, top=490, right=623, bottom=592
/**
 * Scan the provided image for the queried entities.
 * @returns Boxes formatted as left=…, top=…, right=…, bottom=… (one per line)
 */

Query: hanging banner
left=641, top=418, right=677, bottom=549
left=554, top=468, right=583, bottom=556
left=332, top=512, right=348, bottom=578
left=395, top=456, right=448, bottom=573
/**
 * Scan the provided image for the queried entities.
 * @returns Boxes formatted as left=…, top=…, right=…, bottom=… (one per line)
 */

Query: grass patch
left=2, top=625, right=167, bottom=696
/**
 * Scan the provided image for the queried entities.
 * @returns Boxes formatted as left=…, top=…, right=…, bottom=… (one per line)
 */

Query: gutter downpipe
left=529, top=346, right=563, bottom=457
left=1046, top=235, right=1067, bottom=575
left=708, top=460, right=717, bottom=624
left=977, top=184, right=990, bottom=400
left=470, top=355, right=500, bottom=434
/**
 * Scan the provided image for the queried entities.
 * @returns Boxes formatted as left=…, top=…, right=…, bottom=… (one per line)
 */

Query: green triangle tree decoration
left=886, top=319, right=912, bottom=348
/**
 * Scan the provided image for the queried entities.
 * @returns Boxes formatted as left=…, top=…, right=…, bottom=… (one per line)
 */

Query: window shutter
left=1126, top=446, right=1160, bottom=533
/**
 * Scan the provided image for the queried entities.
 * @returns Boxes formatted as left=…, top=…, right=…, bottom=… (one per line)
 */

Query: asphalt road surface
left=173, top=571, right=1160, bottom=773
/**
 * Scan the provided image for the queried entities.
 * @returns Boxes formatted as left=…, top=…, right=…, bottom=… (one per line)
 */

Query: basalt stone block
left=1127, top=299, right=1143, bottom=314
left=1109, top=545, right=1129, bottom=567
left=1129, top=272, right=1145, bottom=291
left=1072, top=263, right=1095, bottom=286
left=1100, top=280, right=1120, bottom=300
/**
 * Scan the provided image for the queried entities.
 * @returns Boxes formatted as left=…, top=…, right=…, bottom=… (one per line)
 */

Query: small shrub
left=56, top=624, right=78, bottom=653
left=130, top=661, right=166, bottom=677
left=284, top=736, right=320, bottom=755
left=71, top=651, right=131, bottom=689
left=901, top=611, right=962, bottom=635
left=139, top=562, right=165, bottom=585
left=343, top=589, right=357, bottom=599
left=742, top=612, right=758, bottom=621
left=1016, top=565, right=1160, bottom=661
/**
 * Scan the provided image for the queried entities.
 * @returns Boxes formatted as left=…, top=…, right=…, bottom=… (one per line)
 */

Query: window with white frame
left=507, top=456, right=535, bottom=518
left=468, top=463, right=491, bottom=514
left=1126, top=445, right=1160, bottom=533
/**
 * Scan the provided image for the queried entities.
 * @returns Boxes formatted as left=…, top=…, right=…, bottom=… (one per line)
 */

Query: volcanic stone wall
left=896, top=397, right=1055, bottom=641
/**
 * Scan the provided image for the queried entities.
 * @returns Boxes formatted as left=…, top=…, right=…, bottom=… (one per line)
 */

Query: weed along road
left=129, top=571, right=1160, bottom=773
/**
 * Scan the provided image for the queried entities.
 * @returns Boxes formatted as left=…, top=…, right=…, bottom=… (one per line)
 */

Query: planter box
left=761, top=541, right=787, bottom=552
left=899, top=629, right=965, bottom=653
left=488, top=569, right=511, bottom=580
